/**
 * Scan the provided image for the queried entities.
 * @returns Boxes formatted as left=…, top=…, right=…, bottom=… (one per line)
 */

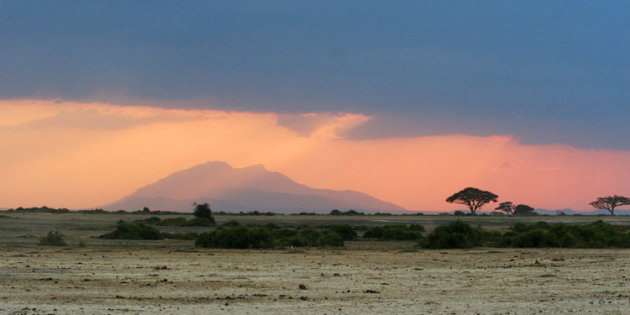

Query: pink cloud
left=1, top=99, right=629, bottom=212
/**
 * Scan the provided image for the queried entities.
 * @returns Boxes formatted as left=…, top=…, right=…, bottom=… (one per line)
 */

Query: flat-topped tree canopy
left=495, top=201, right=515, bottom=214
left=446, top=187, right=498, bottom=215
left=589, top=195, right=630, bottom=215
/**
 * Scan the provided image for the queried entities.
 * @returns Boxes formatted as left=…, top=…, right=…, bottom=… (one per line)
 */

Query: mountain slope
left=104, top=161, right=406, bottom=213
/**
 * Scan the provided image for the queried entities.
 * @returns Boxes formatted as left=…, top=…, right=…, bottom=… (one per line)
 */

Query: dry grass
left=0, top=212, right=629, bottom=314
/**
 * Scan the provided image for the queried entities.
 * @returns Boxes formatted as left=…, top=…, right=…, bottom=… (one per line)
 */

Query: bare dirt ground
left=1, top=247, right=629, bottom=314
left=1, top=212, right=629, bottom=314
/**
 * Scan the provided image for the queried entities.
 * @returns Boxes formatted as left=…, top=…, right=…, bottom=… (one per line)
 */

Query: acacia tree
left=495, top=201, right=515, bottom=214
left=193, top=202, right=215, bottom=223
left=513, top=204, right=535, bottom=215
left=446, top=187, right=498, bottom=215
left=496, top=202, right=535, bottom=215
left=589, top=195, right=630, bottom=215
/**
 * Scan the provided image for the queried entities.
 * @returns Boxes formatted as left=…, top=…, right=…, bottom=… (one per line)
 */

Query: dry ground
left=1, top=212, right=629, bottom=314
left=1, top=247, right=629, bottom=314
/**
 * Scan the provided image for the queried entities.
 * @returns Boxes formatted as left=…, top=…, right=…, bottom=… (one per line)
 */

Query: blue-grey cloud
left=1, top=1, right=629, bottom=148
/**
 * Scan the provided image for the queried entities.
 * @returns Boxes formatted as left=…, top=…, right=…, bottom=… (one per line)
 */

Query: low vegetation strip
left=420, top=220, right=630, bottom=249
left=95, top=218, right=630, bottom=249
left=134, top=216, right=214, bottom=227
left=195, top=225, right=345, bottom=249
left=99, top=221, right=163, bottom=240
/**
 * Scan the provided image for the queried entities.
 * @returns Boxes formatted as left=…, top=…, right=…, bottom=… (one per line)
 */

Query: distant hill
left=104, top=161, right=406, bottom=213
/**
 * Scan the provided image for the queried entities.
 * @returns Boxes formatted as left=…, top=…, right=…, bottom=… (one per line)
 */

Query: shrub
left=330, top=224, right=358, bottom=241
left=363, top=226, right=384, bottom=239
left=195, top=226, right=273, bottom=249
left=39, top=230, right=66, bottom=246
left=159, top=217, right=188, bottom=226
left=195, top=225, right=346, bottom=249
left=501, top=220, right=630, bottom=248
left=363, top=225, right=425, bottom=241
left=330, top=209, right=365, bottom=215
left=222, top=220, right=241, bottom=227
left=141, top=216, right=162, bottom=225
left=161, top=232, right=199, bottom=240
left=265, top=223, right=280, bottom=229
left=422, top=221, right=484, bottom=249
left=182, top=217, right=214, bottom=227
left=319, top=231, right=345, bottom=247
left=135, top=216, right=214, bottom=227
left=100, top=221, right=163, bottom=240
left=193, top=203, right=215, bottom=223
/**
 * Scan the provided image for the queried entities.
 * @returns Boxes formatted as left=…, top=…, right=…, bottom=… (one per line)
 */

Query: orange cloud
left=1, top=99, right=629, bottom=212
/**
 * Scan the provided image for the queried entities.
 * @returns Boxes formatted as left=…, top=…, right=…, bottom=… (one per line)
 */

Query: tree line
left=446, top=187, right=630, bottom=215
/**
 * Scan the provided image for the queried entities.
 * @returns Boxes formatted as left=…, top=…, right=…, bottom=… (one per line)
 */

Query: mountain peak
left=243, top=164, right=267, bottom=171
left=105, top=161, right=406, bottom=213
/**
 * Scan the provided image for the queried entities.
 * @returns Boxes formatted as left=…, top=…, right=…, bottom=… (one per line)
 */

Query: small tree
left=513, top=204, right=535, bottom=215
left=39, top=230, right=66, bottom=246
left=495, top=201, right=515, bottom=214
left=589, top=195, right=630, bottom=215
left=193, top=202, right=215, bottom=222
left=446, top=187, right=498, bottom=215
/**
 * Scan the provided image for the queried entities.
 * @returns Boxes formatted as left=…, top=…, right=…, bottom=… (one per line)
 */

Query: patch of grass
left=0, top=225, right=28, bottom=232
left=65, top=225, right=107, bottom=231
left=39, top=230, right=67, bottom=246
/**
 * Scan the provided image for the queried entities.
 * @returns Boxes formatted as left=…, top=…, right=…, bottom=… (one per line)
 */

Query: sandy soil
left=1, top=247, right=628, bottom=314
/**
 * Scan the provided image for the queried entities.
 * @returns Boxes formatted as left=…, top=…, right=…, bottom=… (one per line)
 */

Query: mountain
left=104, top=161, right=406, bottom=213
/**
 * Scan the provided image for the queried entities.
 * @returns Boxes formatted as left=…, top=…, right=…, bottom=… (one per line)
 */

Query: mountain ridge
left=104, top=161, right=407, bottom=213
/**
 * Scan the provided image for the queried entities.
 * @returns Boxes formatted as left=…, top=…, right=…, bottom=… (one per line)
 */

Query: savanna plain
left=1, top=212, right=629, bottom=314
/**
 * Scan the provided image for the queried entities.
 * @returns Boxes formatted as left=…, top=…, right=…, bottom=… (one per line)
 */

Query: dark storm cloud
left=1, top=1, right=629, bottom=149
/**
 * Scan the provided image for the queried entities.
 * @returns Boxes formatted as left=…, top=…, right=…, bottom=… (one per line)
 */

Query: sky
left=1, top=2, right=630, bottom=211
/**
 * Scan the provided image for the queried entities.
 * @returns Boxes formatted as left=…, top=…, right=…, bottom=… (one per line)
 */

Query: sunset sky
left=2, top=1, right=629, bottom=211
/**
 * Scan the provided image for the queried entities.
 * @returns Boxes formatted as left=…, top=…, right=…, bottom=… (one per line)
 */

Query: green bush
left=363, top=226, right=384, bottom=239
left=195, top=225, right=346, bottom=249
left=222, top=220, right=241, bottom=227
left=195, top=226, right=273, bottom=249
left=330, top=224, right=358, bottom=241
left=193, top=203, right=215, bottom=223
left=100, top=221, right=163, bottom=240
left=422, top=221, right=484, bottom=249
left=141, top=216, right=162, bottom=225
left=319, top=231, right=345, bottom=247
left=135, top=216, right=214, bottom=227
left=182, top=217, right=214, bottom=227
left=161, top=232, right=200, bottom=240
left=330, top=209, right=365, bottom=215
left=501, top=220, right=630, bottom=248
left=39, top=230, right=66, bottom=246
left=158, top=217, right=187, bottom=226
left=363, top=225, right=425, bottom=241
